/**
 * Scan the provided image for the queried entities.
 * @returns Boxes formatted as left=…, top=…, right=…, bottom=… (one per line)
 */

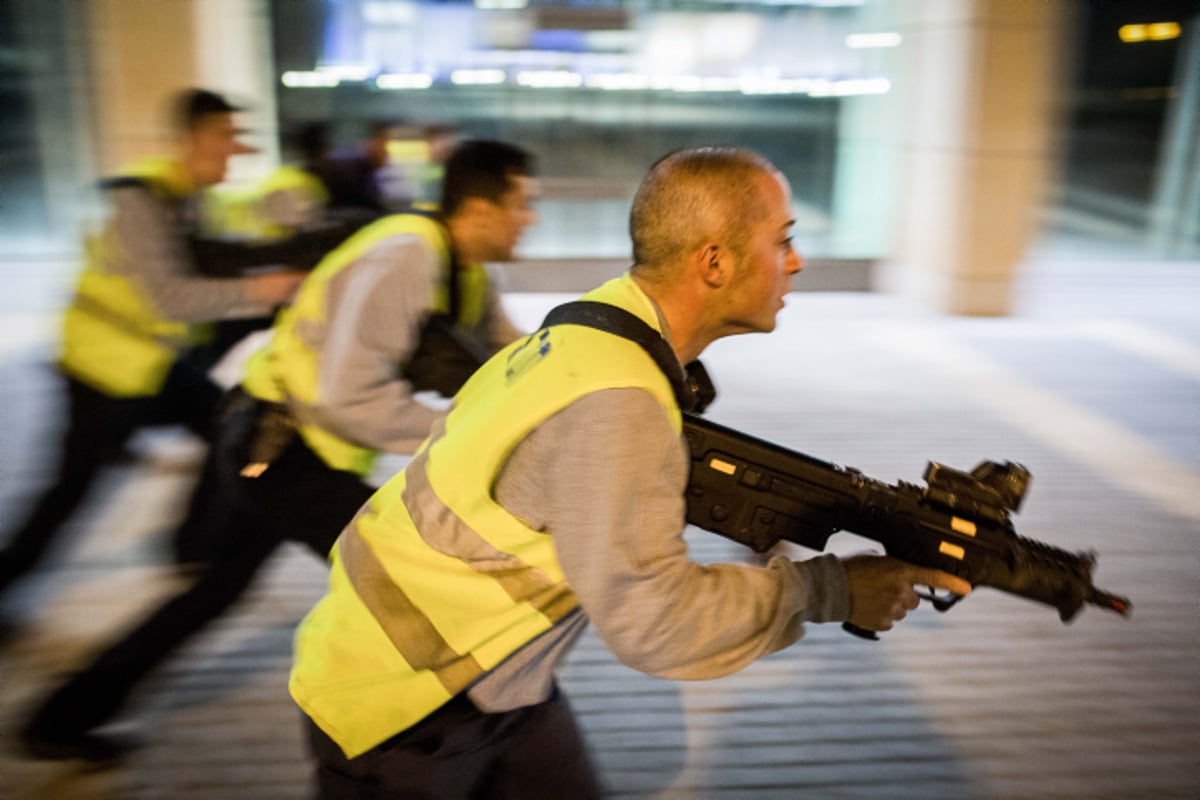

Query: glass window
left=1038, top=1, right=1199, bottom=259
left=0, top=0, right=92, bottom=261
left=268, top=0, right=880, bottom=260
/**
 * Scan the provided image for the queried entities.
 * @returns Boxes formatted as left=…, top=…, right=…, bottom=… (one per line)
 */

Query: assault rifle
left=532, top=299, right=1130, bottom=636
left=682, top=413, right=1132, bottom=638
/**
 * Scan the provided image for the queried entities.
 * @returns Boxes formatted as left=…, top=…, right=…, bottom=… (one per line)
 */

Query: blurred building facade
left=2, top=0, right=1197, bottom=314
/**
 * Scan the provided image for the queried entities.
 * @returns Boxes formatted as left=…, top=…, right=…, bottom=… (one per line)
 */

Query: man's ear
left=697, top=243, right=728, bottom=288
left=456, top=195, right=494, bottom=225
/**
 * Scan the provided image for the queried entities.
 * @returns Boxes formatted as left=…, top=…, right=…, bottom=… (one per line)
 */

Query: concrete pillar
left=872, top=0, right=1072, bottom=315
left=83, top=0, right=279, bottom=180
left=193, top=0, right=282, bottom=182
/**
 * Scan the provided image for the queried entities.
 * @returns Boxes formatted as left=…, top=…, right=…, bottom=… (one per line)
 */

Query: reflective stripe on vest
left=289, top=274, right=682, bottom=758
left=241, top=213, right=486, bottom=474
left=336, top=416, right=579, bottom=693
left=59, top=158, right=198, bottom=397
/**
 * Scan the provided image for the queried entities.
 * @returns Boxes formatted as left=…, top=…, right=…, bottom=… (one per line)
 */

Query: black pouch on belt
left=172, top=387, right=296, bottom=566
left=229, top=392, right=296, bottom=479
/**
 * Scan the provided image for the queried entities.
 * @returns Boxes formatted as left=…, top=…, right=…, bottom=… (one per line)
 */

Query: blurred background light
left=845, top=31, right=902, bottom=48
left=1119, top=21, right=1182, bottom=42
left=281, top=70, right=341, bottom=88
left=450, top=68, right=507, bottom=85
left=375, top=72, right=433, bottom=90
left=515, top=69, right=584, bottom=88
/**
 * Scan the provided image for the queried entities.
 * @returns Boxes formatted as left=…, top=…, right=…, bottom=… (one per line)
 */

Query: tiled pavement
left=0, top=258, right=1197, bottom=799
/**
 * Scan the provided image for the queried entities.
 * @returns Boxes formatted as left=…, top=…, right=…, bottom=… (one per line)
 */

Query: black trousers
left=23, top=393, right=375, bottom=738
left=0, top=358, right=221, bottom=598
left=306, top=690, right=605, bottom=800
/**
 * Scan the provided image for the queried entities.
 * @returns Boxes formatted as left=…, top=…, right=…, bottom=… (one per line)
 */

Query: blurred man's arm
left=112, top=186, right=300, bottom=321
left=307, top=237, right=442, bottom=454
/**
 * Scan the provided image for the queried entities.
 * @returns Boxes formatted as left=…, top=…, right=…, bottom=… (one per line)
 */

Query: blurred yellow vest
left=241, top=213, right=489, bottom=474
left=59, top=157, right=202, bottom=397
left=204, top=165, right=329, bottom=240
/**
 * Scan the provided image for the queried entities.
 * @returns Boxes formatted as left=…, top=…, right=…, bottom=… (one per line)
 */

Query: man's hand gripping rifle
left=682, top=414, right=1132, bottom=639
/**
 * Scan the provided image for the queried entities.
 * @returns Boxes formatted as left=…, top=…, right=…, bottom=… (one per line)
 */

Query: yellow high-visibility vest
left=241, top=212, right=489, bottom=474
left=59, top=158, right=201, bottom=397
left=204, top=165, right=329, bottom=240
left=289, top=274, right=682, bottom=758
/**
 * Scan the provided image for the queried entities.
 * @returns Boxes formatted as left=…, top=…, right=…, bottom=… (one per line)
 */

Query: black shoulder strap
left=541, top=300, right=715, bottom=413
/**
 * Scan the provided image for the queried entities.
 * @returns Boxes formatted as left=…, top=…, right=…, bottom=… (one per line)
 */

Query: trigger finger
left=913, top=568, right=972, bottom=597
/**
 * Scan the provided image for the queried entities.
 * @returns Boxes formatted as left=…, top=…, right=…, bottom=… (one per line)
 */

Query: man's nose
left=788, top=247, right=804, bottom=274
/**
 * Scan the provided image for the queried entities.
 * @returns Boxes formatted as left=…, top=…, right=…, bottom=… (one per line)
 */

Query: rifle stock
left=682, top=413, right=1132, bottom=627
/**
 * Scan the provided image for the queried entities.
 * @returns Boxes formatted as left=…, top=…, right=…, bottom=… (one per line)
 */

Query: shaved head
left=629, top=147, right=779, bottom=282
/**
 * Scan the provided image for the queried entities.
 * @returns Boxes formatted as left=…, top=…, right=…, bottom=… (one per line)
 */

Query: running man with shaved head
left=290, top=147, right=971, bottom=798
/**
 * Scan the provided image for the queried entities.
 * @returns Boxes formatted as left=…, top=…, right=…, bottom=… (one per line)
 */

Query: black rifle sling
left=397, top=210, right=499, bottom=396
left=540, top=301, right=714, bottom=413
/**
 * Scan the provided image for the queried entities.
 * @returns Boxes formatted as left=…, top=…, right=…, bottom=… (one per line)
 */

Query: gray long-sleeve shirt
left=468, top=387, right=851, bottom=711
left=107, top=185, right=278, bottom=322
left=291, top=232, right=521, bottom=456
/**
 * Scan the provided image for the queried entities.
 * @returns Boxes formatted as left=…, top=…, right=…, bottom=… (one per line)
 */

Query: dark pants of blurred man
left=0, top=356, right=221, bottom=602
left=20, top=390, right=374, bottom=762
